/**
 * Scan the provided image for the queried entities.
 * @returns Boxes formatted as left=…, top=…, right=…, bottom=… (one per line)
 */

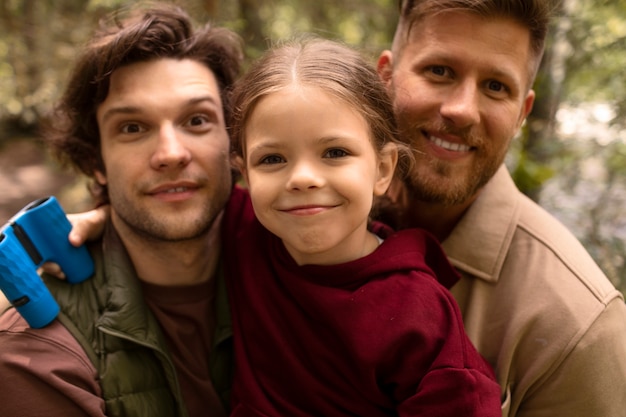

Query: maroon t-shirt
left=142, top=279, right=226, bottom=417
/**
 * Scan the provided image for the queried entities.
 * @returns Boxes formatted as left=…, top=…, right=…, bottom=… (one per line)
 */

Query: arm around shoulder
left=0, top=310, right=106, bottom=417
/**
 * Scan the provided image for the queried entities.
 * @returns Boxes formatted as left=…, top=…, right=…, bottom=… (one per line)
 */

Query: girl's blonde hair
left=228, top=36, right=412, bottom=178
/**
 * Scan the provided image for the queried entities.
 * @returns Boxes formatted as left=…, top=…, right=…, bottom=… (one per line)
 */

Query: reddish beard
left=398, top=121, right=497, bottom=206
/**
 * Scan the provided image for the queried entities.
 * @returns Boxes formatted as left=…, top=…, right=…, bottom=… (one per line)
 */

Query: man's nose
left=440, top=81, right=481, bottom=128
left=150, top=125, right=192, bottom=169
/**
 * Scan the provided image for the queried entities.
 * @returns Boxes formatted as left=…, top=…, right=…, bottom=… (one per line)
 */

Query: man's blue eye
left=488, top=80, right=504, bottom=92
left=325, top=149, right=348, bottom=158
left=431, top=66, right=446, bottom=76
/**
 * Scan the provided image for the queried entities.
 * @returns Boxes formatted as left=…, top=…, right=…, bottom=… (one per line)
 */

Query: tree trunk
left=238, top=0, right=268, bottom=53
left=516, top=0, right=568, bottom=201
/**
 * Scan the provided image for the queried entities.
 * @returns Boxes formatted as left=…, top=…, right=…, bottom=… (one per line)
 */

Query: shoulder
left=458, top=169, right=621, bottom=326
left=447, top=166, right=617, bottom=304
left=505, top=201, right=622, bottom=321
left=0, top=308, right=96, bottom=373
left=515, top=193, right=615, bottom=298
left=0, top=309, right=103, bottom=415
left=496, top=191, right=621, bottom=328
left=508, top=196, right=626, bottom=360
left=443, top=167, right=626, bottom=413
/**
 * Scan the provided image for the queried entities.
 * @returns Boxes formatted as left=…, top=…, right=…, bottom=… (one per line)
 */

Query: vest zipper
left=96, top=325, right=189, bottom=417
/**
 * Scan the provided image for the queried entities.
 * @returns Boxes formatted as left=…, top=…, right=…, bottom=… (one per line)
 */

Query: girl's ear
left=231, top=153, right=249, bottom=184
left=94, top=170, right=107, bottom=186
left=374, top=143, right=398, bottom=196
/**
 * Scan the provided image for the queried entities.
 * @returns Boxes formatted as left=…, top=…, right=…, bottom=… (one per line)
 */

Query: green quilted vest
left=44, top=223, right=233, bottom=417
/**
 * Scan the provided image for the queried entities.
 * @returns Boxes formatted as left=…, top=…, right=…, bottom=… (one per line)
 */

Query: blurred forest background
left=0, top=0, right=624, bottom=295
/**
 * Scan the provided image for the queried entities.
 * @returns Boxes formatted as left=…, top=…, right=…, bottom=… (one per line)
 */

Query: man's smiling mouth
left=428, top=135, right=471, bottom=152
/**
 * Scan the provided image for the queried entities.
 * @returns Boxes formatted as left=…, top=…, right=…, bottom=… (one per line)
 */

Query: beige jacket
left=443, top=165, right=626, bottom=417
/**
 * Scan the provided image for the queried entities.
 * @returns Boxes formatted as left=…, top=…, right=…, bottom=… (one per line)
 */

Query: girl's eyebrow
left=246, top=140, right=282, bottom=156
left=317, top=135, right=359, bottom=144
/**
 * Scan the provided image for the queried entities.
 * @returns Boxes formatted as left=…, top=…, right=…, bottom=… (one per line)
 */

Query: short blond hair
left=393, top=0, right=557, bottom=84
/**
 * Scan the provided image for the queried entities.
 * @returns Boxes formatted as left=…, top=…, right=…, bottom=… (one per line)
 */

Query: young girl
left=222, top=37, right=500, bottom=416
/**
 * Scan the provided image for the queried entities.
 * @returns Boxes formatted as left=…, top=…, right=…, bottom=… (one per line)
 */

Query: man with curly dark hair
left=0, top=4, right=242, bottom=417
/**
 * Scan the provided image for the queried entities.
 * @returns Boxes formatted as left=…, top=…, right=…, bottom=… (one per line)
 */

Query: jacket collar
left=100, top=220, right=232, bottom=349
left=98, top=220, right=166, bottom=343
left=441, top=165, right=521, bottom=284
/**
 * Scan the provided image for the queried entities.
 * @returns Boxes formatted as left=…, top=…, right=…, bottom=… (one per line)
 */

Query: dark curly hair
left=42, top=3, right=243, bottom=205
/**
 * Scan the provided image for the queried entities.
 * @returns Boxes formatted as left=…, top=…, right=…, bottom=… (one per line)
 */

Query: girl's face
left=241, top=85, right=397, bottom=266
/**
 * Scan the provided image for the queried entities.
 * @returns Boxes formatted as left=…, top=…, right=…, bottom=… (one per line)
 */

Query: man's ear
left=377, top=51, right=394, bottom=87
left=374, top=143, right=398, bottom=197
left=518, top=89, right=536, bottom=130
left=94, top=170, right=107, bottom=186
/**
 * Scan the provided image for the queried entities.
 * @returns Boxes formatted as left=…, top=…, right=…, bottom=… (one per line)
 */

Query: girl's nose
left=285, top=161, right=325, bottom=191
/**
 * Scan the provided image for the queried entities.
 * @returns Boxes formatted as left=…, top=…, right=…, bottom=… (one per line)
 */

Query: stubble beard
left=114, top=201, right=217, bottom=243
left=401, top=125, right=501, bottom=207
left=404, top=154, right=486, bottom=206
left=110, top=182, right=231, bottom=244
